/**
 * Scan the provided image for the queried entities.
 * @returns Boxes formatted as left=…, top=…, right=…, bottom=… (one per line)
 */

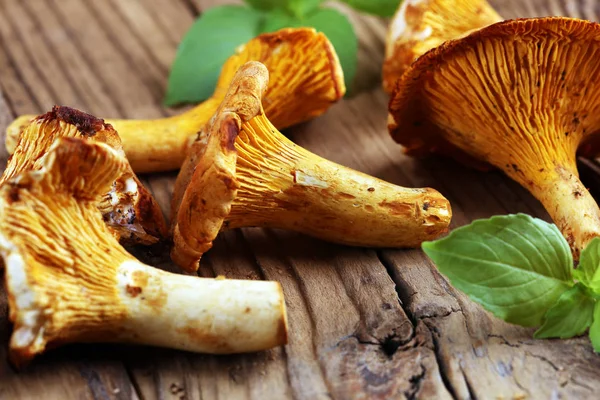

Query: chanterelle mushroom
left=171, top=61, right=452, bottom=272
left=6, top=28, right=345, bottom=173
left=383, top=0, right=501, bottom=93
left=2, top=106, right=167, bottom=244
left=389, top=17, right=600, bottom=259
left=1, top=137, right=288, bottom=368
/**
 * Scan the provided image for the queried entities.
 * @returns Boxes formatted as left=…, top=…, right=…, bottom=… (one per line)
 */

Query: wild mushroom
left=389, top=17, right=600, bottom=259
left=1, top=137, right=288, bottom=368
left=2, top=106, right=167, bottom=244
left=383, top=0, right=501, bottom=94
left=6, top=27, right=345, bottom=173
left=171, top=61, right=452, bottom=272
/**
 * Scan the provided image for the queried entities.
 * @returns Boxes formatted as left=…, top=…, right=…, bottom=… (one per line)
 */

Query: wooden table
left=1, top=0, right=600, bottom=399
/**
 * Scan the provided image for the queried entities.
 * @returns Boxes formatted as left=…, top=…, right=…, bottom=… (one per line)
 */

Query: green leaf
left=165, top=5, right=264, bottom=106
left=534, top=283, right=594, bottom=339
left=575, top=237, right=600, bottom=293
left=303, top=7, right=357, bottom=90
left=244, top=0, right=322, bottom=17
left=590, top=302, right=600, bottom=352
left=340, top=0, right=399, bottom=17
left=244, top=0, right=281, bottom=11
left=260, top=8, right=302, bottom=33
left=286, top=0, right=323, bottom=17
left=422, top=214, right=573, bottom=326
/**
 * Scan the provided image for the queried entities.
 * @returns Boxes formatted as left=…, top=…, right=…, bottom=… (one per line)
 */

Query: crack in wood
left=77, top=363, right=112, bottom=400
left=377, top=251, right=461, bottom=400
left=404, top=363, right=426, bottom=400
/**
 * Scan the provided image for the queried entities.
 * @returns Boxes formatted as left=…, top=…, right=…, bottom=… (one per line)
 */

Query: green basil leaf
left=575, top=237, right=600, bottom=293
left=260, top=8, right=302, bottom=33
left=590, top=302, right=600, bottom=352
left=534, top=283, right=594, bottom=339
left=244, top=0, right=322, bottom=17
left=286, top=0, right=323, bottom=17
left=422, top=214, right=573, bottom=326
left=165, top=6, right=264, bottom=106
left=303, top=7, right=357, bottom=90
left=243, top=0, right=281, bottom=11
left=340, top=0, right=399, bottom=17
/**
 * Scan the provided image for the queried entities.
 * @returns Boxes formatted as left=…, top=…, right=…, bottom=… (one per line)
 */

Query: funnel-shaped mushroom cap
left=1, top=106, right=167, bottom=244
left=1, top=138, right=287, bottom=368
left=171, top=61, right=452, bottom=272
left=389, top=17, right=600, bottom=258
left=214, top=27, right=345, bottom=129
left=383, top=0, right=501, bottom=94
left=6, top=28, right=345, bottom=173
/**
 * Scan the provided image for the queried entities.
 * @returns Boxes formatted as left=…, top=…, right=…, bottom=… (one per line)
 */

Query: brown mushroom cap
left=383, top=0, right=501, bottom=94
left=389, top=17, right=600, bottom=257
left=2, top=106, right=167, bottom=244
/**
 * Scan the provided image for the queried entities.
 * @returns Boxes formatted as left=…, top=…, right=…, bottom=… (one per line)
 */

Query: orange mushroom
left=1, top=138, right=287, bottom=368
left=171, top=61, right=452, bottom=272
left=389, top=17, right=600, bottom=258
left=383, top=0, right=501, bottom=93
left=2, top=106, right=167, bottom=244
left=6, top=28, right=345, bottom=173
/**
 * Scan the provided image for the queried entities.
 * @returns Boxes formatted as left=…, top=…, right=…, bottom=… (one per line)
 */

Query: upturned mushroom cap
left=2, top=106, right=167, bottom=244
left=1, top=138, right=288, bottom=368
left=6, top=28, right=345, bottom=173
left=171, top=61, right=452, bottom=272
left=389, top=17, right=600, bottom=258
left=383, top=0, right=501, bottom=94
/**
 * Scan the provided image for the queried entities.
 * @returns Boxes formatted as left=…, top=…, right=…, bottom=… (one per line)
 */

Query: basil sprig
left=423, top=214, right=600, bottom=351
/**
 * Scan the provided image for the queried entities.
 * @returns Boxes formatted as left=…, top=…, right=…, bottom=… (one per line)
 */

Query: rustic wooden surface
left=1, top=0, right=600, bottom=399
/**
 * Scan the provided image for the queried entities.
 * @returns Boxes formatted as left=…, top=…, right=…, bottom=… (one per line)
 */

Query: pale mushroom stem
left=112, top=260, right=287, bottom=354
left=528, top=166, right=600, bottom=259
left=226, top=115, right=452, bottom=248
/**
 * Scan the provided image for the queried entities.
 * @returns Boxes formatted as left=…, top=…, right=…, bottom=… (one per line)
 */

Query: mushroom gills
left=389, top=17, right=600, bottom=258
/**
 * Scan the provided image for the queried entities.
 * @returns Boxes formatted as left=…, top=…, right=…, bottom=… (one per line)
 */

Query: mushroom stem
left=227, top=115, right=451, bottom=247
left=529, top=166, right=600, bottom=258
left=111, top=260, right=286, bottom=354
left=106, top=99, right=221, bottom=173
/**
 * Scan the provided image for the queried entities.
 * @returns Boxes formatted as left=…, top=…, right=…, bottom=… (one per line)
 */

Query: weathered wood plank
left=2, top=0, right=600, bottom=399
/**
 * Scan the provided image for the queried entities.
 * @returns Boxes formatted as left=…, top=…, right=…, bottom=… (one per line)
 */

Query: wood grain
left=1, top=0, right=600, bottom=399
